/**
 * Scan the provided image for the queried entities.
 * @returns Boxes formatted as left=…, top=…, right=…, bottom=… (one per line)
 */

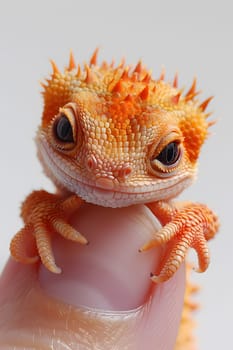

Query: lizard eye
left=156, top=141, right=180, bottom=166
left=149, top=136, right=182, bottom=176
left=55, top=115, right=74, bottom=143
left=52, top=104, right=78, bottom=150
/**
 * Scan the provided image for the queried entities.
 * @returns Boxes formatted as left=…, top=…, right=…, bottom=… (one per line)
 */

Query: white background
left=0, top=1, right=232, bottom=348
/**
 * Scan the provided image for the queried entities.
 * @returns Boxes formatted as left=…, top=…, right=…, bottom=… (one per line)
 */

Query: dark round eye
left=54, top=115, right=74, bottom=143
left=156, top=141, right=180, bottom=166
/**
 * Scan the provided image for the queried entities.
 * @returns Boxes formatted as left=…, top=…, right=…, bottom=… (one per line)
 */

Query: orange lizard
left=10, top=50, right=219, bottom=348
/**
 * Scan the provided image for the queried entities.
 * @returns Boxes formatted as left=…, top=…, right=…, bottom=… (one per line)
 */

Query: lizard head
left=37, top=50, right=213, bottom=207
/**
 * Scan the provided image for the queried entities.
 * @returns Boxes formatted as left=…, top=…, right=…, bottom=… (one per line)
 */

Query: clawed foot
left=140, top=203, right=219, bottom=283
left=10, top=190, right=86, bottom=273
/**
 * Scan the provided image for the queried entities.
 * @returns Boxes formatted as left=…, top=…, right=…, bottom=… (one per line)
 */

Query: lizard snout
left=86, top=154, right=132, bottom=183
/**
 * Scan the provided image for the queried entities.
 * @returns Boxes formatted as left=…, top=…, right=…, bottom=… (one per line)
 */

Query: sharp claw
left=140, top=222, right=179, bottom=252
left=150, top=273, right=168, bottom=283
left=193, top=264, right=209, bottom=274
left=46, top=263, right=62, bottom=274
left=192, top=235, right=210, bottom=273
left=139, top=236, right=163, bottom=251
left=51, top=219, right=88, bottom=244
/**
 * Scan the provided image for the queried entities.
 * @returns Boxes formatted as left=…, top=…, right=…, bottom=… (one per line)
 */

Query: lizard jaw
left=68, top=178, right=194, bottom=208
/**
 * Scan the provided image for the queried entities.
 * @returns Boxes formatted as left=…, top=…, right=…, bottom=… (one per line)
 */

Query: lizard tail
left=175, top=264, right=199, bottom=350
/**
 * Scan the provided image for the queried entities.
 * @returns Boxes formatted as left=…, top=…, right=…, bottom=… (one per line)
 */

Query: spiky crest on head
left=41, top=49, right=214, bottom=163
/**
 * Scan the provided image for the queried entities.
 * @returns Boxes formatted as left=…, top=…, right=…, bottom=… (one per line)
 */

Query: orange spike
left=142, top=73, right=151, bottom=83
left=173, top=72, right=178, bottom=88
left=121, top=68, right=129, bottom=80
left=152, top=85, right=157, bottom=93
left=84, top=65, right=95, bottom=83
left=76, top=64, right=81, bottom=78
left=205, top=112, right=212, bottom=119
left=101, top=61, right=108, bottom=69
left=50, top=60, right=60, bottom=75
left=199, top=96, right=213, bottom=111
left=189, top=283, right=200, bottom=294
left=110, top=59, right=115, bottom=68
left=159, top=67, right=165, bottom=81
left=185, top=91, right=200, bottom=101
left=139, top=85, right=149, bottom=100
left=207, top=120, right=216, bottom=127
left=112, top=79, right=123, bottom=93
left=68, top=50, right=76, bottom=71
left=171, top=92, right=181, bottom=104
left=131, top=73, right=138, bottom=82
left=40, top=81, right=47, bottom=89
left=134, top=60, right=143, bottom=74
left=186, top=78, right=197, bottom=99
left=118, top=57, right=126, bottom=68
left=90, top=48, right=99, bottom=66
left=124, top=94, right=133, bottom=102
left=118, top=69, right=127, bottom=80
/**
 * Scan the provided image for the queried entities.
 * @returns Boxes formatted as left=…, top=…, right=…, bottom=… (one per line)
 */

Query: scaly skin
left=10, top=50, right=219, bottom=349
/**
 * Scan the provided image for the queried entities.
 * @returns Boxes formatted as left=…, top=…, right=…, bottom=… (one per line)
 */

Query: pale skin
left=0, top=204, right=186, bottom=350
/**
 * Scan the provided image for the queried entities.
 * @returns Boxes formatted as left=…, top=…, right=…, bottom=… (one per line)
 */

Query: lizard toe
left=10, top=224, right=39, bottom=264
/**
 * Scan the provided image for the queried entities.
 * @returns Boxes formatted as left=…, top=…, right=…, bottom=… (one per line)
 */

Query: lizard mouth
left=77, top=178, right=192, bottom=208
left=38, top=136, right=194, bottom=207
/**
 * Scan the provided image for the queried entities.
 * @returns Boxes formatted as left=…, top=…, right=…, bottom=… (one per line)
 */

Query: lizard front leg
left=141, top=201, right=219, bottom=283
left=10, top=190, right=87, bottom=273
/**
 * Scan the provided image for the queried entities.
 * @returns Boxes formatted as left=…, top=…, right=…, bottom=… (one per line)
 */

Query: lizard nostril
left=86, top=155, right=98, bottom=170
left=117, top=165, right=132, bottom=179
